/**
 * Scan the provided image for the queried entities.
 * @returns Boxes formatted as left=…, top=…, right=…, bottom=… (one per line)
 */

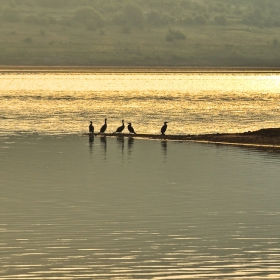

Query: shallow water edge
left=1, top=66, right=280, bottom=73
left=84, top=127, right=280, bottom=149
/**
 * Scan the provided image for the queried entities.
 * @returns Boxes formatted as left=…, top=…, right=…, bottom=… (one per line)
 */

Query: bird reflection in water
left=88, top=134, right=94, bottom=152
left=128, top=137, right=134, bottom=155
left=100, top=136, right=107, bottom=159
left=161, top=140, right=167, bottom=157
left=117, top=136, right=125, bottom=155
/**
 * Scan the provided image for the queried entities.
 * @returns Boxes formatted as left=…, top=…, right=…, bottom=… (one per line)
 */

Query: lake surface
left=0, top=69, right=280, bottom=279
left=0, top=69, right=279, bottom=135
left=1, top=135, right=280, bottom=279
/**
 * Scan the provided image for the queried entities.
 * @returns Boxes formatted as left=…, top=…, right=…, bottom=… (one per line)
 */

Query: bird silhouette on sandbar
left=128, top=123, right=136, bottom=134
left=114, top=119, right=125, bottom=133
left=99, top=118, right=107, bottom=133
left=161, top=122, right=168, bottom=135
left=89, top=121, right=94, bottom=134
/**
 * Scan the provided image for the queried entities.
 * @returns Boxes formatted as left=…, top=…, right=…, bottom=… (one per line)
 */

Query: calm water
left=0, top=69, right=280, bottom=135
left=1, top=69, right=280, bottom=279
left=1, top=135, right=280, bottom=279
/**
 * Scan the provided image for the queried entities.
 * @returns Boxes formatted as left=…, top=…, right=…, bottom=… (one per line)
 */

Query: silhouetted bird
left=89, top=121, right=94, bottom=134
left=128, top=123, right=136, bottom=134
left=115, top=120, right=125, bottom=133
left=100, top=118, right=107, bottom=133
left=161, top=122, right=168, bottom=135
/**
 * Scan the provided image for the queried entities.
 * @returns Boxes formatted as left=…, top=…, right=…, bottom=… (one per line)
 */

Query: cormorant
left=99, top=118, right=107, bottom=133
left=128, top=123, right=136, bottom=134
left=161, top=122, right=168, bottom=135
left=115, top=120, right=125, bottom=133
left=89, top=121, right=94, bottom=134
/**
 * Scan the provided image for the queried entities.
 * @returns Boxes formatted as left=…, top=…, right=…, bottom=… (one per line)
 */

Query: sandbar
left=84, top=128, right=280, bottom=148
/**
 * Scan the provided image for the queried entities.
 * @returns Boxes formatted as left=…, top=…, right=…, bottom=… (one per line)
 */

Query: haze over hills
left=0, top=0, right=280, bottom=67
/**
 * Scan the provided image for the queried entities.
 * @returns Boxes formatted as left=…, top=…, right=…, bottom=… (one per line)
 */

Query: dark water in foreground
left=1, top=135, right=280, bottom=279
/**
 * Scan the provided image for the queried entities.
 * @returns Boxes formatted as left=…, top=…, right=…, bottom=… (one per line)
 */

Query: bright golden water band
left=0, top=70, right=279, bottom=136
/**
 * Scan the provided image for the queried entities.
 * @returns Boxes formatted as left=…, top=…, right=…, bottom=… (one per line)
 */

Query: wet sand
left=86, top=128, right=280, bottom=148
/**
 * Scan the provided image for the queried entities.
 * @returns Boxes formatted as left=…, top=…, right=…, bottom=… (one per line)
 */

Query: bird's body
left=161, top=122, right=168, bottom=135
left=89, top=121, right=94, bottom=134
left=115, top=120, right=125, bottom=133
left=100, top=118, right=107, bottom=133
left=128, top=123, right=136, bottom=134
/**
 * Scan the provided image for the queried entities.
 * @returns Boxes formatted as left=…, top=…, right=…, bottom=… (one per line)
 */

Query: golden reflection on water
left=0, top=70, right=280, bottom=136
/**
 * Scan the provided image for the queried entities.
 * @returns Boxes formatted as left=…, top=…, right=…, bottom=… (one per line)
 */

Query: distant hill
left=0, top=0, right=279, bottom=67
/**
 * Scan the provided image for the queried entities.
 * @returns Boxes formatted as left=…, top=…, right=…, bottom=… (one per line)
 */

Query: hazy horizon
left=0, top=0, right=279, bottom=67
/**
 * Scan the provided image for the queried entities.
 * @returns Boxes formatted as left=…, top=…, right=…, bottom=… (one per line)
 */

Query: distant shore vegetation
left=0, top=0, right=280, bottom=67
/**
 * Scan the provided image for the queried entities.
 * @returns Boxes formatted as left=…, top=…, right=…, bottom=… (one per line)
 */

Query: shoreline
left=1, top=66, right=280, bottom=73
left=85, top=128, right=280, bottom=149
